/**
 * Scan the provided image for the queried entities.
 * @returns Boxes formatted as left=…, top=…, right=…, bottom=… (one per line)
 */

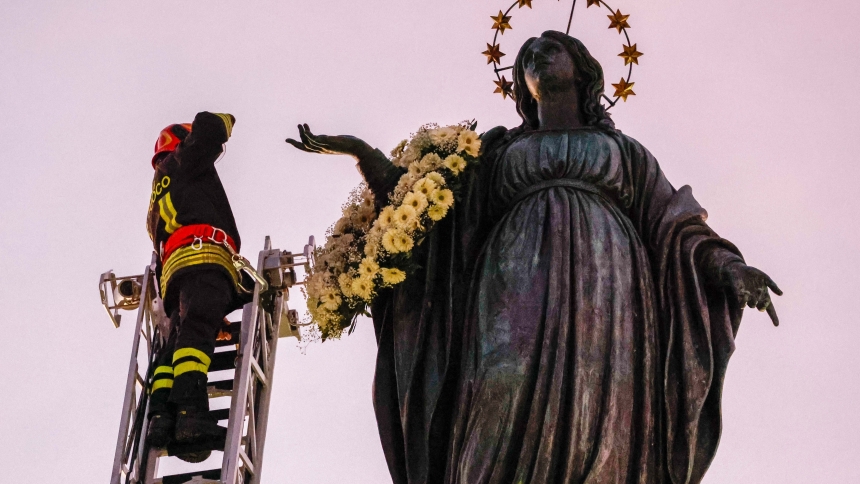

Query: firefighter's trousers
left=149, top=268, right=234, bottom=415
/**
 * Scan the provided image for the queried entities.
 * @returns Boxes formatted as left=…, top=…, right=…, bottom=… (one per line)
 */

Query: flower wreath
left=303, top=121, right=482, bottom=340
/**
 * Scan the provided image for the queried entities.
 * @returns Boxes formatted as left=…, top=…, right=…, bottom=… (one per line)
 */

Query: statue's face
left=522, top=37, right=577, bottom=101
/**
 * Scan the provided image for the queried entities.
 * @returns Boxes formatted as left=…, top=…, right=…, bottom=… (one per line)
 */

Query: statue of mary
left=287, top=31, right=781, bottom=484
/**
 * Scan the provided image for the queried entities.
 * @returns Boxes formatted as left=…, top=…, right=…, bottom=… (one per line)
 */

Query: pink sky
left=1, top=0, right=858, bottom=482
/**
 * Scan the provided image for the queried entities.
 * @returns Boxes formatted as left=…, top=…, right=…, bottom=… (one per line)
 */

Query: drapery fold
left=361, top=127, right=744, bottom=484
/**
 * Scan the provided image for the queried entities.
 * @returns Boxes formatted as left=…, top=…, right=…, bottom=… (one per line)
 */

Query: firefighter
left=145, top=112, right=247, bottom=456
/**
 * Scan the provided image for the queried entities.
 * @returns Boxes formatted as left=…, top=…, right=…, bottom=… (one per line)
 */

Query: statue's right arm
left=354, top=146, right=403, bottom=204
left=286, top=123, right=404, bottom=203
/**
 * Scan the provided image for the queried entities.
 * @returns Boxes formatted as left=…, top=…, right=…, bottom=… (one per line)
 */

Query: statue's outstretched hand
left=285, top=124, right=371, bottom=160
left=721, top=263, right=783, bottom=326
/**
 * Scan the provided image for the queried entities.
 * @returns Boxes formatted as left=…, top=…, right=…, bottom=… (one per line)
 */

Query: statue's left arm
left=616, top=132, right=781, bottom=484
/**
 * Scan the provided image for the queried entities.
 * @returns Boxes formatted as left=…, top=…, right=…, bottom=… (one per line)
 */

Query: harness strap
left=162, top=224, right=238, bottom=262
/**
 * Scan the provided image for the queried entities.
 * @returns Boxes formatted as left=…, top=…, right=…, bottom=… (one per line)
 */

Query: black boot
left=174, top=406, right=227, bottom=444
left=146, top=412, right=175, bottom=448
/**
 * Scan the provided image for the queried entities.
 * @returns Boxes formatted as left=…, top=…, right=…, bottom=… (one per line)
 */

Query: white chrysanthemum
left=398, top=145, right=421, bottom=167
left=412, top=131, right=431, bottom=150
left=443, top=154, right=467, bottom=175
left=402, top=191, right=428, bottom=213
left=419, top=153, right=443, bottom=171
left=429, top=127, right=457, bottom=145
left=430, top=188, right=454, bottom=209
left=427, top=204, right=448, bottom=221
left=457, top=130, right=481, bottom=157
left=390, top=139, right=408, bottom=158
left=364, top=239, right=379, bottom=258
left=394, top=205, right=418, bottom=229
left=380, top=267, right=407, bottom=286
left=333, top=216, right=350, bottom=235
left=354, top=204, right=376, bottom=228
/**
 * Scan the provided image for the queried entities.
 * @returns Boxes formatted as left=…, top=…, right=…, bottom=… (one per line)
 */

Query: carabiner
left=191, top=236, right=203, bottom=250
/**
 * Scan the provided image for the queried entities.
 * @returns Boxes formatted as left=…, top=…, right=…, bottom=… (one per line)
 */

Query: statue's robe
left=359, top=126, right=744, bottom=484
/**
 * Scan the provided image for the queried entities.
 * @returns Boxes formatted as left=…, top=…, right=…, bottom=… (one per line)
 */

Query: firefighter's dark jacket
left=147, top=112, right=241, bottom=302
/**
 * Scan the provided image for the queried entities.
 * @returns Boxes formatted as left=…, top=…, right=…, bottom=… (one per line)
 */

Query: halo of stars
left=484, top=0, right=643, bottom=107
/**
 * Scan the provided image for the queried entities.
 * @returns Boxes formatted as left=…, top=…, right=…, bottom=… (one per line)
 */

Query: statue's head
left=513, top=31, right=614, bottom=130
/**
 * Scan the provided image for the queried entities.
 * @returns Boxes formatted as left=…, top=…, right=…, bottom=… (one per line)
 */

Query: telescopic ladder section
left=103, top=236, right=313, bottom=484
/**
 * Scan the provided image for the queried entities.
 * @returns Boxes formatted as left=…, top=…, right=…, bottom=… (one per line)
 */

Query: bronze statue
left=287, top=30, right=781, bottom=484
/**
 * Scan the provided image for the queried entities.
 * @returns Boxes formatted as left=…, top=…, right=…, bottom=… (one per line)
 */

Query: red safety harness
left=161, top=224, right=268, bottom=294
left=162, top=224, right=238, bottom=263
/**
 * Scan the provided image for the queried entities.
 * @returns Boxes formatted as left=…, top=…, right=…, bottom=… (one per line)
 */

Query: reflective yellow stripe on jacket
left=160, top=243, right=240, bottom=298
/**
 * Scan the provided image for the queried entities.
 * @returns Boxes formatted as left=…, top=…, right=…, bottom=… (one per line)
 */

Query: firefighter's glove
left=212, top=113, right=235, bottom=138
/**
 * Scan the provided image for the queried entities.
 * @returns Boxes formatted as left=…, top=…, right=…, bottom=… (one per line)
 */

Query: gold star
left=491, top=11, right=512, bottom=34
left=518, top=0, right=533, bottom=8
left=612, top=78, right=635, bottom=101
left=482, top=43, right=505, bottom=64
left=618, top=43, right=643, bottom=65
left=494, top=76, right=514, bottom=99
left=586, top=0, right=602, bottom=7
left=607, top=9, right=630, bottom=33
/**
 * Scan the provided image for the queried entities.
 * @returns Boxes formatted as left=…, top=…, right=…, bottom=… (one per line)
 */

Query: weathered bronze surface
left=287, top=30, right=780, bottom=484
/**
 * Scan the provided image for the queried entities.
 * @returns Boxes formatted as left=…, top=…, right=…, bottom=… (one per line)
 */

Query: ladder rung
left=209, top=350, right=237, bottom=372
left=208, top=379, right=234, bottom=392
left=166, top=432, right=226, bottom=457
left=159, top=468, right=221, bottom=484
left=210, top=408, right=230, bottom=421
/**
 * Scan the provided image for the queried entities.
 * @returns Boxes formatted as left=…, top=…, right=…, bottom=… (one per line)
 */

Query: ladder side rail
left=134, top=295, right=163, bottom=484
left=248, top=291, right=286, bottom=484
left=221, top=238, right=271, bottom=483
left=111, top=253, right=157, bottom=484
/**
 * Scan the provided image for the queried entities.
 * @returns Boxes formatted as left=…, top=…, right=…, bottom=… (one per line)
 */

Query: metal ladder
left=101, top=236, right=313, bottom=484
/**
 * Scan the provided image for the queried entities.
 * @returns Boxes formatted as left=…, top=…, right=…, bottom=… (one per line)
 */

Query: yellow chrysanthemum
left=319, top=290, right=342, bottom=311
left=426, top=171, right=446, bottom=187
left=430, top=188, right=454, bottom=209
left=394, top=204, right=418, bottom=229
left=350, top=276, right=374, bottom=301
left=393, top=231, right=414, bottom=252
left=443, top=154, right=467, bottom=175
left=457, top=130, right=481, bottom=157
left=402, top=192, right=428, bottom=213
left=382, top=229, right=399, bottom=253
left=338, top=273, right=353, bottom=297
left=412, top=177, right=438, bottom=197
left=378, top=206, right=396, bottom=229
left=427, top=204, right=448, bottom=221
left=380, top=267, right=407, bottom=286
left=358, top=257, right=380, bottom=278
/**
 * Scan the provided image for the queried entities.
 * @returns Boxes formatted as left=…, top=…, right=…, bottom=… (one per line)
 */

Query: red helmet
left=152, top=123, right=192, bottom=168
